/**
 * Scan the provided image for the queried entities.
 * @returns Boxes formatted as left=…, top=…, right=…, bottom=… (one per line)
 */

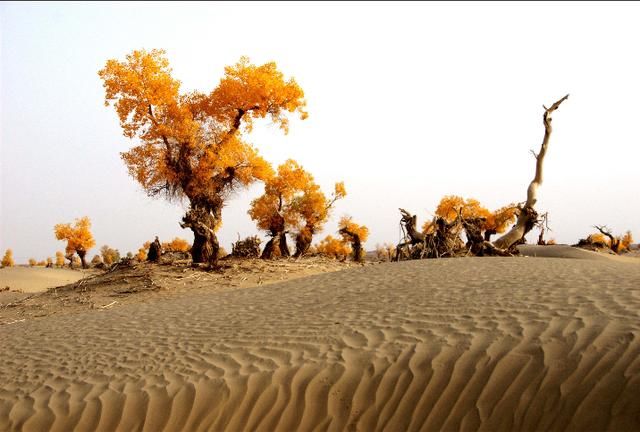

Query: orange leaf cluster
left=1, top=249, right=14, bottom=267
left=249, top=160, right=346, bottom=240
left=338, top=216, right=369, bottom=243
left=100, top=245, right=120, bottom=265
left=315, top=235, right=351, bottom=260
left=163, top=237, right=191, bottom=253
left=99, top=50, right=307, bottom=207
left=426, top=195, right=517, bottom=238
left=54, top=217, right=96, bottom=256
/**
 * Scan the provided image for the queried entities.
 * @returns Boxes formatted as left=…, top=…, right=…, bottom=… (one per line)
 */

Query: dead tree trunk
left=493, top=94, right=569, bottom=250
left=147, top=237, right=162, bottom=262
left=594, top=225, right=620, bottom=253
left=180, top=202, right=220, bottom=268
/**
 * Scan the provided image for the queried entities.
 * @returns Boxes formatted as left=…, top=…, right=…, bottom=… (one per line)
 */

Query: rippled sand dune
left=1, top=256, right=639, bottom=431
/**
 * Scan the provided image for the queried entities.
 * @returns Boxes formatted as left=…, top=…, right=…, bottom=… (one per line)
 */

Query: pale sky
left=1, top=1, right=639, bottom=263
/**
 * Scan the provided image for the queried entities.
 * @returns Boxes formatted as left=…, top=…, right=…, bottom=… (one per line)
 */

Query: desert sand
left=0, top=267, right=94, bottom=293
left=1, top=250, right=639, bottom=431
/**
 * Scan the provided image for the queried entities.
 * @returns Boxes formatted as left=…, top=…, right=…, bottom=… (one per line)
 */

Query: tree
left=338, top=216, right=369, bottom=262
left=292, top=181, right=346, bottom=257
left=28, top=258, right=36, bottom=267
left=46, top=257, right=53, bottom=268
left=1, top=249, right=14, bottom=268
left=99, top=50, right=307, bottom=268
left=54, top=216, right=95, bottom=269
left=100, top=245, right=120, bottom=266
left=91, top=255, right=103, bottom=266
left=55, top=251, right=65, bottom=268
left=248, top=159, right=313, bottom=259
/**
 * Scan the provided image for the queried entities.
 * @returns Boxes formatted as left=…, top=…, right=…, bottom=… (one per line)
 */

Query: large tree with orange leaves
left=99, top=49, right=307, bottom=267
left=54, top=216, right=96, bottom=268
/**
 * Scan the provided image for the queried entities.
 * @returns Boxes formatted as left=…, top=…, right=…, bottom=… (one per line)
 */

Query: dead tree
left=594, top=225, right=621, bottom=253
left=493, top=94, right=569, bottom=251
left=147, top=236, right=162, bottom=262
left=395, top=208, right=427, bottom=260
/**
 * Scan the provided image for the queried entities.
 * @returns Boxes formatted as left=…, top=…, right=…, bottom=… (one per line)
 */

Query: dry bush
left=55, top=251, right=65, bottom=268
left=1, top=249, right=14, bottom=268
left=231, top=236, right=262, bottom=258
left=100, top=245, right=120, bottom=266
left=28, top=258, right=36, bottom=267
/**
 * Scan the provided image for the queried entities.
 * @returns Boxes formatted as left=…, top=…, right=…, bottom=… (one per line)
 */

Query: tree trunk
left=278, top=232, right=290, bottom=257
left=66, top=254, right=74, bottom=269
left=493, top=94, right=568, bottom=250
left=293, top=227, right=313, bottom=258
left=261, top=231, right=290, bottom=259
left=77, top=250, right=87, bottom=269
left=261, top=236, right=278, bottom=259
left=484, top=229, right=496, bottom=242
left=180, top=201, right=220, bottom=268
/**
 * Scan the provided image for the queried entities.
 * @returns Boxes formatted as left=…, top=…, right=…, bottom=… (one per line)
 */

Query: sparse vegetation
left=1, top=249, right=14, bottom=268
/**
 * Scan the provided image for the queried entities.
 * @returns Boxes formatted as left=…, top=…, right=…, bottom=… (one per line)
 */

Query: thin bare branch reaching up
left=493, top=94, right=569, bottom=250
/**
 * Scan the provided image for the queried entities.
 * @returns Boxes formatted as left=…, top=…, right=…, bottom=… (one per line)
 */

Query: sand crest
left=1, top=256, right=639, bottom=431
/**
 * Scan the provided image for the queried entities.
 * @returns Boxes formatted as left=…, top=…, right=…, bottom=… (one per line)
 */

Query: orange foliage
left=338, top=216, right=369, bottom=262
left=338, top=216, right=369, bottom=243
left=46, top=257, right=53, bottom=267
left=163, top=237, right=191, bottom=252
left=55, top=251, right=65, bottom=267
left=136, top=246, right=147, bottom=262
left=99, top=50, right=307, bottom=242
left=620, top=231, right=634, bottom=252
left=484, top=205, right=518, bottom=235
left=249, top=159, right=313, bottom=235
left=435, top=195, right=488, bottom=222
left=91, top=255, right=103, bottom=265
left=587, top=233, right=609, bottom=247
left=1, top=249, right=14, bottom=267
left=292, top=180, right=347, bottom=238
left=315, top=235, right=351, bottom=260
left=36, top=260, right=46, bottom=267
left=54, top=217, right=95, bottom=267
left=100, top=245, right=120, bottom=265
left=28, top=258, right=36, bottom=267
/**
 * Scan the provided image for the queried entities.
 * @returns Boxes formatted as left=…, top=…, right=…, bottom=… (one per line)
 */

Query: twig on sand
left=100, top=300, right=118, bottom=309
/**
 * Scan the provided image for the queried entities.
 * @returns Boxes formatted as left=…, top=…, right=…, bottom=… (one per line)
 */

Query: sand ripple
left=1, top=257, right=639, bottom=431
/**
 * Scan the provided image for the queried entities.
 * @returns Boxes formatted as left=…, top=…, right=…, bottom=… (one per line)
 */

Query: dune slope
left=1, top=257, right=639, bottom=431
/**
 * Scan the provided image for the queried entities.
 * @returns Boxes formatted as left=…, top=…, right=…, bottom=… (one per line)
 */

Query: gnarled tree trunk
left=77, top=250, right=87, bottom=269
left=261, top=212, right=290, bottom=259
left=493, top=94, right=568, bottom=250
left=293, top=226, right=313, bottom=258
left=180, top=201, right=220, bottom=268
left=339, top=227, right=364, bottom=262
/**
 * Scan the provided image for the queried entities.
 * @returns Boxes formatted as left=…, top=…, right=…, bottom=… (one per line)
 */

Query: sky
left=1, top=1, right=639, bottom=263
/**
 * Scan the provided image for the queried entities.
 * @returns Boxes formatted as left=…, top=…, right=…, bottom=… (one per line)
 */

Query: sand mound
left=0, top=267, right=93, bottom=293
left=1, top=257, right=639, bottom=431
